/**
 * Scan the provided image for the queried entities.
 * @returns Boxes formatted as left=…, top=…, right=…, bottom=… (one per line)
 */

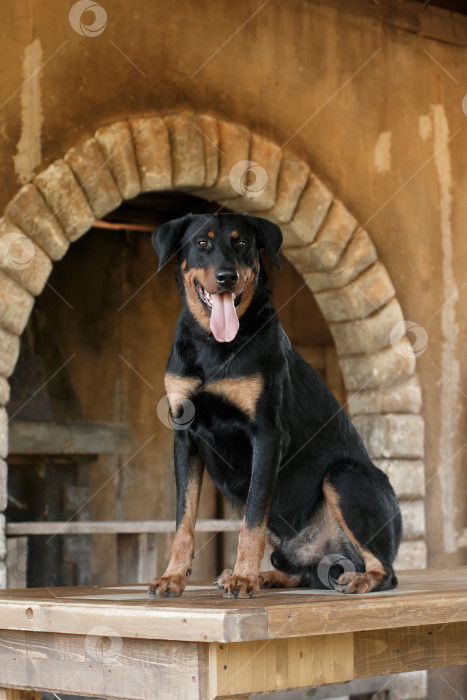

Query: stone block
left=0, top=513, right=5, bottom=558
left=0, top=218, right=52, bottom=295
left=197, top=114, right=220, bottom=187
left=353, top=414, right=425, bottom=459
left=348, top=376, right=422, bottom=415
left=257, top=152, right=310, bottom=224
left=374, top=459, right=425, bottom=500
left=302, top=228, right=377, bottom=291
left=0, top=460, right=6, bottom=511
left=35, top=160, right=95, bottom=241
left=0, top=326, right=19, bottom=378
left=306, top=200, right=357, bottom=269
left=395, top=540, right=427, bottom=571
left=165, top=113, right=205, bottom=188
left=392, top=670, right=427, bottom=700
left=0, top=408, right=6, bottom=459
left=220, top=133, right=282, bottom=212
left=65, top=138, right=122, bottom=218
left=314, top=261, right=395, bottom=322
left=0, top=271, right=34, bottom=335
left=202, top=120, right=251, bottom=200
left=0, top=378, right=10, bottom=405
left=330, top=298, right=404, bottom=356
left=0, top=561, right=5, bottom=588
left=95, top=121, right=141, bottom=199
left=280, top=175, right=333, bottom=247
left=400, top=500, right=425, bottom=539
left=4, top=183, right=69, bottom=260
left=130, top=116, right=172, bottom=192
left=341, top=345, right=416, bottom=391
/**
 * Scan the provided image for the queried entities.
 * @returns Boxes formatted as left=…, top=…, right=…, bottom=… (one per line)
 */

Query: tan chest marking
left=203, top=374, right=263, bottom=418
left=165, top=373, right=202, bottom=414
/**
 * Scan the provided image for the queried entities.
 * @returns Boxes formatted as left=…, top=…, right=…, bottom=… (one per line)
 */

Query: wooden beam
left=6, top=519, right=243, bottom=536
left=0, top=631, right=199, bottom=700
left=211, top=633, right=354, bottom=697
left=8, top=421, right=131, bottom=455
left=209, top=622, right=467, bottom=698
left=0, top=691, right=41, bottom=700
left=1, top=623, right=464, bottom=699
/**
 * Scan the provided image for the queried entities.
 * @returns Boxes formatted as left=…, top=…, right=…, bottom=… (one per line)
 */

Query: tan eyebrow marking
left=208, top=231, right=215, bottom=238
left=231, top=230, right=239, bottom=239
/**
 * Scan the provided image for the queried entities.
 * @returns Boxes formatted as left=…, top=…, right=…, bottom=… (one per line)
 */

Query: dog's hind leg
left=323, top=462, right=402, bottom=593
left=258, top=570, right=303, bottom=589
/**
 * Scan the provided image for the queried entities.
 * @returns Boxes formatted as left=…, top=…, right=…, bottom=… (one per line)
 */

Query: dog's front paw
left=213, top=568, right=234, bottom=588
left=334, top=571, right=376, bottom=594
left=222, top=572, right=261, bottom=599
left=148, top=572, right=188, bottom=597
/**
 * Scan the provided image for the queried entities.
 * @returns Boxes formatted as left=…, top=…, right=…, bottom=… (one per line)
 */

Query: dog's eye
left=197, top=240, right=209, bottom=248
left=236, top=240, right=247, bottom=248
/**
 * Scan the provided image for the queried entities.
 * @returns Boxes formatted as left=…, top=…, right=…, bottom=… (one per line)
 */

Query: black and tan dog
left=149, top=213, right=402, bottom=599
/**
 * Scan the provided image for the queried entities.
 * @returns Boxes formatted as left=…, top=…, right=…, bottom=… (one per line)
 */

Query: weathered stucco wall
left=2, top=0, right=465, bottom=569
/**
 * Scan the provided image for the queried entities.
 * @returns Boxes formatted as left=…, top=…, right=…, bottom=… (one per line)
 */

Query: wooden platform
left=1, top=567, right=467, bottom=699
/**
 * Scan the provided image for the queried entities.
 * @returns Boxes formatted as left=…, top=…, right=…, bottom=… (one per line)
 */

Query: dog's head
left=152, top=213, right=283, bottom=342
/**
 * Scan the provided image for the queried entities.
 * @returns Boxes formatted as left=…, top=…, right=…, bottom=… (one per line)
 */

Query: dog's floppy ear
left=243, top=215, right=283, bottom=269
left=151, top=216, right=191, bottom=271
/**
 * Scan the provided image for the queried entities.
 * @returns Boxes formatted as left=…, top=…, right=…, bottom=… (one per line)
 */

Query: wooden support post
left=5, top=538, right=28, bottom=588
left=117, top=533, right=157, bottom=584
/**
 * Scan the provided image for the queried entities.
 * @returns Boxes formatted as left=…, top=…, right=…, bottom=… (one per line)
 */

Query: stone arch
left=0, top=113, right=425, bottom=568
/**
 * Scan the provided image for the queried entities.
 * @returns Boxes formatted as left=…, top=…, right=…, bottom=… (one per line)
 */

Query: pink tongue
left=210, top=292, right=239, bottom=342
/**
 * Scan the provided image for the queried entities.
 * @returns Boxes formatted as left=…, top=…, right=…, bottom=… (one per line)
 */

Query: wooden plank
left=0, top=630, right=200, bottom=700
left=8, top=420, right=131, bottom=455
left=211, top=633, right=354, bottom=697
left=6, top=519, right=243, bottom=536
left=0, top=569, right=467, bottom=644
left=354, top=622, right=467, bottom=678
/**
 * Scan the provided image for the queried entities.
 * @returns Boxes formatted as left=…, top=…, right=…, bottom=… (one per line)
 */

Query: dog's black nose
left=215, top=268, right=239, bottom=287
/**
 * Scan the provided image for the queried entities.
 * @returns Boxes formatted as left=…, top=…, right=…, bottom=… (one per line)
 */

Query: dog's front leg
left=149, top=432, right=203, bottom=597
left=222, top=432, right=282, bottom=598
